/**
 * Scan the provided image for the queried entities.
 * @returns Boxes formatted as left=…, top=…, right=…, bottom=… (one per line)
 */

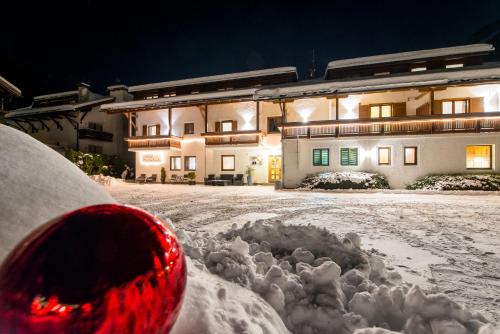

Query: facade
left=5, top=83, right=130, bottom=161
left=101, top=44, right=500, bottom=188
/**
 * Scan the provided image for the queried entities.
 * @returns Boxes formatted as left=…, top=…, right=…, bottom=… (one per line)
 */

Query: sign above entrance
left=140, top=151, right=165, bottom=166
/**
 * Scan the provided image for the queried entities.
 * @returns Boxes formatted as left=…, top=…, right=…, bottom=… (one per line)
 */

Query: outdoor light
left=0, top=204, right=186, bottom=334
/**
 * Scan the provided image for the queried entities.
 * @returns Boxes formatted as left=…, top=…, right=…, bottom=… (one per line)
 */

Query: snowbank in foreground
left=175, top=220, right=497, bottom=334
left=407, top=174, right=500, bottom=191
left=300, top=172, right=390, bottom=190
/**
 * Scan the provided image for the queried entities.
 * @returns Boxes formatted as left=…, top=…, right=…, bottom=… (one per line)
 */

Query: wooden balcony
left=282, top=112, right=500, bottom=139
left=201, top=130, right=261, bottom=145
left=125, top=135, right=181, bottom=150
left=79, top=128, right=113, bottom=142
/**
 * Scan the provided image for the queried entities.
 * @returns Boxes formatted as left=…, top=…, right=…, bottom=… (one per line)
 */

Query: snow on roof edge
left=128, top=67, right=297, bottom=93
left=34, top=90, right=78, bottom=101
left=327, top=44, right=494, bottom=71
left=0, top=75, right=22, bottom=97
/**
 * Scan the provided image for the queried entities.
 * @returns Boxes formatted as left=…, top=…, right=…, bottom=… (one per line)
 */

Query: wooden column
left=335, top=97, right=339, bottom=137
left=205, top=104, right=208, bottom=133
left=430, top=89, right=435, bottom=115
left=168, top=107, right=172, bottom=136
left=128, top=112, right=131, bottom=137
left=256, top=101, right=260, bottom=131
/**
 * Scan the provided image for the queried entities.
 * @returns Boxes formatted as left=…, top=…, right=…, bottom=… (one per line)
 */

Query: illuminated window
left=170, top=156, right=181, bottom=171
left=221, top=155, right=235, bottom=171
left=466, top=145, right=492, bottom=169
left=340, top=148, right=358, bottom=166
left=442, top=100, right=469, bottom=114
left=184, top=122, right=195, bottom=135
left=184, top=156, right=196, bottom=171
left=147, top=125, right=158, bottom=136
left=378, top=147, right=391, bottom=165
left=370, top=104, right=392, bottom=118
left=446, top=63, right=463, bottom=69
left=411, top=67, right=427, bottom=72
left=221, top=121, right=233, bottom=132
left=404, top=147, right=418, bottom=165
left=312, top=148, right=329, bottom=166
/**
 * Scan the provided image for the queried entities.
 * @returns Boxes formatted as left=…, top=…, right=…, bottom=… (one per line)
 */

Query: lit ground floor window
left=466, top=145, right=492, bottom=169
left=404, top=146, right=417, bottom=165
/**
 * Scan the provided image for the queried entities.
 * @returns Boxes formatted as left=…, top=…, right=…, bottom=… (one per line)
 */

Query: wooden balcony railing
left=201, top=130, right=261, bottom=145
left=282, top=112, right=500, bottom=139
left=79, top=128, right=113, bottom=142
left=125, top=135, right=181, bottom=149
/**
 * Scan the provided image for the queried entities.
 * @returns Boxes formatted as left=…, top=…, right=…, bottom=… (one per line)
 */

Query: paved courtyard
left=107, top=183, right=500, bottom=322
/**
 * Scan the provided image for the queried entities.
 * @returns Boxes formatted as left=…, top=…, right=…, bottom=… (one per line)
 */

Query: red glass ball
left=0, top=204, right=187, bottom=334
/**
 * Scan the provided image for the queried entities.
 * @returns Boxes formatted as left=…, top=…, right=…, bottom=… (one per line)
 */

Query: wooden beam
left=205, top=104, right=208, bottom=133
left=50, top=117, right=63, bottom=130
left=168, top=107, right=172, bottom=136
left=335, top=97, right=339, bottom=120
left=39, top=119, right=50, bottom=131
left=256, top=101, right=260, bottom=131
left=14, top=120, right=28, bottom=132
left=430, top=89, right=435, bottom=115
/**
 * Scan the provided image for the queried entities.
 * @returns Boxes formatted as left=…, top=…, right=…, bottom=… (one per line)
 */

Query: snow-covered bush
left=177, top=220, right=494, bottom=334
left=406, top=174, right=500, bottom=191
left=300, top=172, right=390, bottom=190
left=65, top=148, right=125, bottom=177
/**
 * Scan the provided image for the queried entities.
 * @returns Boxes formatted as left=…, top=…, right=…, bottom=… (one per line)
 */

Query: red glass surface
left=0, top=204, right=187, bottom=334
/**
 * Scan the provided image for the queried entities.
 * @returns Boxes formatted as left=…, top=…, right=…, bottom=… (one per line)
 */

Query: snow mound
left=178, top=220, right=496, bottom=334
left=407, top=174, right=500, bottom=191
left=300, top=172, right=390, bottom=190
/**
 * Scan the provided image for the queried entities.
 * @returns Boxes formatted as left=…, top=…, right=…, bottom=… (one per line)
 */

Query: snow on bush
left=407, top=174, right=500, bottom=191
left=176, top=220, right=496, bottom=334
left=300, top=172, right=390, bottom=190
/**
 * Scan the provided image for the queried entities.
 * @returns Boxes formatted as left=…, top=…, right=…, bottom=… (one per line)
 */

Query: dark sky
left=2, top=0, right=500, bottom=100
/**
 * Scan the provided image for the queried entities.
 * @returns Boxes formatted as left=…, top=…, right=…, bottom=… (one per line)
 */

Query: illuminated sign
left=140, top=151, right=165, bottom=166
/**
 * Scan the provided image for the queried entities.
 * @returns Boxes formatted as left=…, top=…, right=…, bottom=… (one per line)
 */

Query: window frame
left=184, top=122, right=195, bottom=135
left=147, top=124, right=158, bottom=136
left=403, top=146, right=418, bottom=166
left=184, top=156, right=197, bottom=171
left=267, top=116, right=283, bottom=133
left=466, top=145, right=492, bottom=170
left=370, top=104, right=392, bottom=118
left=312, top=148, right=330, bottom=166
left=378, top=147, right=392, bottom=165
left=221, top=120, right=233, bottom=132
left=441, top=98, right=469, bottom=114
left=221, top=155, right=236, bottom=171
left=170, top=156, right=182, bottom=171
left=340, top=148, right=359, bottom=166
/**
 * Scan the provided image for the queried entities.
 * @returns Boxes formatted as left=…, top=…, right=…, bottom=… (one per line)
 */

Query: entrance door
left=268, top=155, right=282, bottom=183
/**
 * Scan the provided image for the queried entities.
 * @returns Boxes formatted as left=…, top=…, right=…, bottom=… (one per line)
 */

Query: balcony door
left=268, top=155, right=282, bottom=183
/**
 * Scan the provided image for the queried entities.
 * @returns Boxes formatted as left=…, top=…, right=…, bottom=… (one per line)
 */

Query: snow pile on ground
left=406, top=174, right=500, bottom=191
left=300, top=172, right=390, bottom=190
left=175, top=220, right=496, bottom=334
left=89, top=174, right=124, bottom=187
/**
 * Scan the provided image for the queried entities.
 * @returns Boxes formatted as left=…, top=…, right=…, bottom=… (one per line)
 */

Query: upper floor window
left=374, top=71, right=390, bottom=76
left=446, top=63, right=463, bottom=69
left=145, top=94, right=158, bottom=100
left=370, top=104, right=392, bottom=118
left=312, top=148, right=329, bottom=166
left=466, top=145, right=492, bottom=169
left=442, top=99, right=468, bottom=114
left=184, top=122, right=195, bottom=135
left=340, top=148, right=358, bottom=166
left=267, top=116, right=282, bottom=133
left=411, top=66, right=427, bottom=72
left=87, top=122, right=103, bottom=131
left=221, top=120, right=233, bottom=132
left=147, top=124, right=159, bottom=136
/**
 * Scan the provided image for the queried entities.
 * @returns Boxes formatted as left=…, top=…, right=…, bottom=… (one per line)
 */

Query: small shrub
left=300, top=171, right=390, bottom=190
left=65, top=149, right=125, bottom=177
left=407, top=174, right=500, bottom=191
left=161, top=167, right=166, bottom=184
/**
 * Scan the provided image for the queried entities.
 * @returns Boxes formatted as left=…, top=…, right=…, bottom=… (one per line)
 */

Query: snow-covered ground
left=107, top=183, right=500, bottom=326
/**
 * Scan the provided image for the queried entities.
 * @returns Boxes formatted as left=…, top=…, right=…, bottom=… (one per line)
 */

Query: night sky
left=2, top=0, right=500, bottom=102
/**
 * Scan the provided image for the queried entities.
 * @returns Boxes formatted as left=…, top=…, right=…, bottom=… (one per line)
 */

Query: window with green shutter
left=340, top=148, right=358, bottom=166
left=313, top=149, right=329, bottom=166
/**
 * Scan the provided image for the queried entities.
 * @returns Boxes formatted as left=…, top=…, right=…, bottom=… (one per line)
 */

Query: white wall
left=171, top=106, right=205, bottom=137
left=434, top=84, right=500, bottom=112
left=206, top=101, right=257, bottom=132
left=286, top=97, right=331, bottom=122
left=283, top=133, right=500, bottom=189
left=135, top=109, right=169, bottom=136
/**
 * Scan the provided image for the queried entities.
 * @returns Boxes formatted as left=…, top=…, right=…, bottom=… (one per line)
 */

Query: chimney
left=77, top=82, right=91, bottom=102
left=107, top=85, right=132, bottom=102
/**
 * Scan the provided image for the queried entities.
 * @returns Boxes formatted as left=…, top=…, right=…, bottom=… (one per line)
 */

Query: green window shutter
left=321, top=149, right=329, bottom=166
left=350, top=148, right=358, bottom=166
left=341, top=148, right=349, bottom=166
left=313, top=149, right=321, bottom=166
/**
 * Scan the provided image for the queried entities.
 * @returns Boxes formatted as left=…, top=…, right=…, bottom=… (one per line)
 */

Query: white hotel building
left=101, top=44, right=500, bottom=188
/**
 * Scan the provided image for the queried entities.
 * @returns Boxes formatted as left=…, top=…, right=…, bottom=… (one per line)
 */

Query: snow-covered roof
left=101, top=88, right=256, bottom=112
left=255, top=64, right=500, bottom=99
left=326, top=44, right=494, bottom=71
left=34, top=90, right=78, bottom=101
left=128, top=67, right=297, bottom=93
left=5, top=97, right=114, bottom=119
left=0, top=75, right=22, bottom=97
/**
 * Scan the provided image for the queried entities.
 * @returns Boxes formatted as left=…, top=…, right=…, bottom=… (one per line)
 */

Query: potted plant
left=187, top=172, right=196, bottom=185
left=160, top=167, right=166, bottom=184
left=245, top=166, right=255, bottom=186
